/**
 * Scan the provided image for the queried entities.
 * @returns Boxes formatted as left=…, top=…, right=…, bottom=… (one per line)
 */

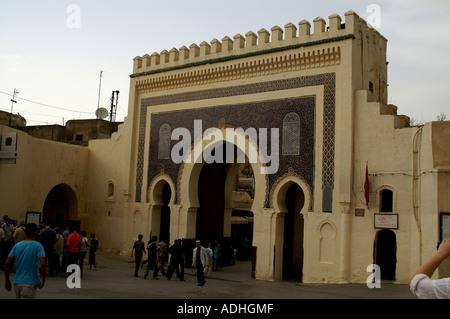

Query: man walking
left=144, top=235, right=160, bottom=279
left=65, top=225, right=81, bottom=270
left=158, top=238, right=167, bottom=276
left=40, top=221, right=56, bottom=276
left=4, top=223, right=46, bottom=299
left=131, top=234, right=146, bottom=277
left=192, top=240, right=209, bottom=286
left=167, top=239, right=186, bottom=281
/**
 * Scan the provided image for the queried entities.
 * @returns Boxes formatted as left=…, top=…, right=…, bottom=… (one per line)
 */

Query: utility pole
left=9, top=88, right=19, bottom=126
left=110, top=90, right=119, bottom=122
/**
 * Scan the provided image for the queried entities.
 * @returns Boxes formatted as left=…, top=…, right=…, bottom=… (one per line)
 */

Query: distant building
left=25, top=119, right=122, bottom=146
left=1, top=11, right=449, bottom=284
left=0, top=110, right=26, bottom=128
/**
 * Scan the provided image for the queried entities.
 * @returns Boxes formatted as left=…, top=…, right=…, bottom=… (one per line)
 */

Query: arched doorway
left=374, top=229, right=397, bottom=280
left=159, top=182, right=172, bottom=244
left=196, top=161, right=226, bottom=241
left=178, top=129, right=265, bottom=276
left=42, top=184, right=78, bottom=229
left=148, top=176, right=174, bottom=244
left=282, top=183, right=305, bottom=280
left=195, top=142, right=256, bottom=269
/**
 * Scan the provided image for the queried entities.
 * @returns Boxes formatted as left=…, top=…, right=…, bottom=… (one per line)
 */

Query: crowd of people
left=1, top=214, right=99, bottom=298
left=4, top=213, right=448, bottom=299
left=131, top=235, right=242, bottom=286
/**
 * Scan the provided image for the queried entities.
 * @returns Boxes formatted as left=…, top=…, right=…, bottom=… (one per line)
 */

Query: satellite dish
left=95, top=107, right=109, bottom=119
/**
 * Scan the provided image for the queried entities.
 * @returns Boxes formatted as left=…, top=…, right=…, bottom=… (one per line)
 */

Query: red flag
left=364, top=163, right=369, bottom=206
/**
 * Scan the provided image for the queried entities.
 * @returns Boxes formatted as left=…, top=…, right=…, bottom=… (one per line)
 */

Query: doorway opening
left=42, top=184, right=78, bottom=229
left=282, top=183, right=305, bottom=281
left=374, top=229, right=397, bottom=280
left=194, top=142, right=255, bottom=274
left=159, top=182, right=172, bottom=244
left=196, top=160, right=226, bottom=241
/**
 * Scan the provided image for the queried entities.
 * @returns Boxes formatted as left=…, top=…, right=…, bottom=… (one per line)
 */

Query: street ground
left=0, top=249, right=423, bottom=316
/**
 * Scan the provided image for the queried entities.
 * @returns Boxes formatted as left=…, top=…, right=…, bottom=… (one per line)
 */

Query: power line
left=0, top=90, right=92, bottom=114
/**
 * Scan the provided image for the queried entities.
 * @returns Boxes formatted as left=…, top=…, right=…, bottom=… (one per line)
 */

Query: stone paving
left=0, top=249, right=416, bottom=300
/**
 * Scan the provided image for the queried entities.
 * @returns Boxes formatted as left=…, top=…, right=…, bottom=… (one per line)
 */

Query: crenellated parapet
left=131, top=10, right=386, bottom=77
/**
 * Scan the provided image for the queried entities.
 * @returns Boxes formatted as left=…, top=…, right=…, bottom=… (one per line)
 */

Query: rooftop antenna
left=96, top=70, right=103, bottom=119
left=9, top=88, right=19, bottom=126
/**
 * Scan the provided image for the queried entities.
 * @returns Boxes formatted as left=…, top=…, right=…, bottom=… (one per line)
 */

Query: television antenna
left=96, top=70, right=103, bottom=116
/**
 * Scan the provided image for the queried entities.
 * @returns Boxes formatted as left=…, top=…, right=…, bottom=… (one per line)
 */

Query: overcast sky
left=0, top=0, right=449, bottom=125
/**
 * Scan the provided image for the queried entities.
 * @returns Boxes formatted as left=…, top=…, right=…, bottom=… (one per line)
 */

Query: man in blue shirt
left=4, top=223, right=46, bottom=299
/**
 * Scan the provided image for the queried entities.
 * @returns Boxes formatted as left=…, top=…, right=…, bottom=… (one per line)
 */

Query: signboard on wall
left=374, top=213, right=399, bottom=229
left=0, top=133, right=18, bottom=164
left=26, top=211, right=41, bottom=225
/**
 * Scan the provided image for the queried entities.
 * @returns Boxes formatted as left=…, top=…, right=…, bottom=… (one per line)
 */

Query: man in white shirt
left=192, top=240, right=209, bottom=286
left=410, top=238, right=450, bottom=299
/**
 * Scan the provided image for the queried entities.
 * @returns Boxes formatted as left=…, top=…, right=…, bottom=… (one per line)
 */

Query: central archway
left=177, top=127, right=267, bottom=274
left=196, top=142, right=257, bottom=271
left=196, top=160, right=226, bottom=241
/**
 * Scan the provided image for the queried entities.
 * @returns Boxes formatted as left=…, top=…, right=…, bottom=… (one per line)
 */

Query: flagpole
left=364, top=161, right=370, bottom=207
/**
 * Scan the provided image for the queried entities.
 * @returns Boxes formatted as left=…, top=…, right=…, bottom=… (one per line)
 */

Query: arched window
left=107, top=182, right=114, bottom=199
left=158, top=124, right=171, bottom=159
left=380, top=189, right=393, bottom=212
left=282, top=112, right=300, bottom=156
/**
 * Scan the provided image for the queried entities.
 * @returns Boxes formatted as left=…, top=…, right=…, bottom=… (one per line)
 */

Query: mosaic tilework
left=135, top=73, right=336, bottom=205
left=282, top=112, right=301, bottom=156
left=148, top=97, right=315, bottom=207
left=135, top=103, right=147, bottom=202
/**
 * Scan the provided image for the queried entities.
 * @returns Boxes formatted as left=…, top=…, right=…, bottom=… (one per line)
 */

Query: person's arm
left=11, top=230, right=17, bottom=246
left=4, top=256, right=13, bottom=291
left=410, top=238, right=450, bottom=286
left=37, top=256, right=46, bottom=289
left=65, top=234, right=72, bottom=250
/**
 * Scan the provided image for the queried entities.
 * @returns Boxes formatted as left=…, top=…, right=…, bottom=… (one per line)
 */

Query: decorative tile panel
left=135, top=73, right=335, bottom=209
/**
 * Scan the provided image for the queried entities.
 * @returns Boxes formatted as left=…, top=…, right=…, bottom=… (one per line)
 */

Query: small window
left=75, top=134, right=83, bottom=141
left=380, top=189, right=393, bottom=212
left=369, top=82, right=374, bottom=93
left=107, top=182, right=114, bottom=198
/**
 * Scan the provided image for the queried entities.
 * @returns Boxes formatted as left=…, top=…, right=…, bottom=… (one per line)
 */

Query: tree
left=436, top=112, right=448, bottom=121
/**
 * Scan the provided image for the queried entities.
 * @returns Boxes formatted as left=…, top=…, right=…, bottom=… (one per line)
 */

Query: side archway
left=42, top=184, right=78, bottom=229
left=148, top=173, right=175, bottom=243
left=271, top=173, right=311, bottom=281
